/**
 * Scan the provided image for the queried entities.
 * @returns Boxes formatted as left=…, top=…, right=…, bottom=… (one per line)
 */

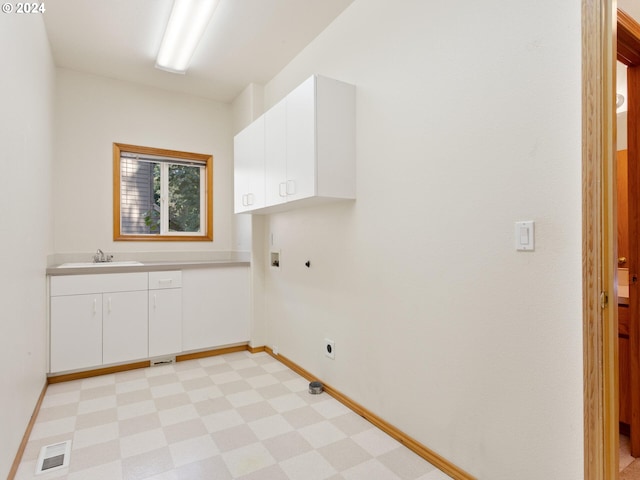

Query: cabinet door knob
left=619, top=257, right=628, bottom=265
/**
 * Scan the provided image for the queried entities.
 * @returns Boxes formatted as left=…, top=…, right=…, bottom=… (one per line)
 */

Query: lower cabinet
left=49, top=272, right=165, bottom=373
left=49, top=266, right=248, bottom=374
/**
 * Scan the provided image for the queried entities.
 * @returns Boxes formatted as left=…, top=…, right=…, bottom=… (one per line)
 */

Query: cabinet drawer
left=51, top=273, right=148, bottom=296
left=149, top=271, right=182, bottom=290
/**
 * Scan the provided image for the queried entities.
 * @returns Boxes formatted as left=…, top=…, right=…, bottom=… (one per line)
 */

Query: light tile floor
left=15, top=350, right=452, bottom=480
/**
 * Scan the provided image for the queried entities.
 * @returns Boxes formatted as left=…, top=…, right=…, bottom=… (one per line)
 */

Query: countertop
left=46, top=260, right=250, bottom=276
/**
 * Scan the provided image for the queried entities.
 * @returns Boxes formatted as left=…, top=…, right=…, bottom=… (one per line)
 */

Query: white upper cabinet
left=234, top=115, right=266, bottom=213
left=234, top=74, right=355, bottom=214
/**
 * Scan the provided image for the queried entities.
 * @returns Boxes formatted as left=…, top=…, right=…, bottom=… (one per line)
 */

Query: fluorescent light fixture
left=156, top=0, right=220, bottom=74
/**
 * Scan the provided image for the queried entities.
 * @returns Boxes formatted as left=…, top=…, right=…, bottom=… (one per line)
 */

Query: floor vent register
left=35, top=440, right=71, bottom=475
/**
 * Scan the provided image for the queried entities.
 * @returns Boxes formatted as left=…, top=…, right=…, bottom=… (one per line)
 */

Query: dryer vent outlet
left=324, top=339, right=335, bottom=359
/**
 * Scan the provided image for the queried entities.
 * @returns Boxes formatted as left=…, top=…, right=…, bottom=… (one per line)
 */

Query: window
left=113, top=143, right=213, bottom=241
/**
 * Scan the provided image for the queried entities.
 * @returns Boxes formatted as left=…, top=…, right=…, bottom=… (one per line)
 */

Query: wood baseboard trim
left=247, top=345, right=266, bottom=354
left=264, top=347, right=476, bottom=480
left=176, top=344, right=249, bottom=362
left=7, top=381, right=48, bottom=480
left=47, top=361, right=150, bottom=384
left=47, top=344, right=258, bottom=384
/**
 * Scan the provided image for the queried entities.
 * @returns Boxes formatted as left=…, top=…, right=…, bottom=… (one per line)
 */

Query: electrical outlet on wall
left=272, top=345, right=279, bottom=355
left=324, top=338, right=335, bottom=359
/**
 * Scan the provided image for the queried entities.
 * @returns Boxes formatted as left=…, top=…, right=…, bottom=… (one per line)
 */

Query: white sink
left=59, top=261, right=143, bottom=268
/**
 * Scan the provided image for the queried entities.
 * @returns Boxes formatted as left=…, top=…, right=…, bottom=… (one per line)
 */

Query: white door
left=233, top=127, right=250, bottom=213
left=265, top=98, right=288, bottom=206
left=286, top=75, right=316, bottom=201
left=102, top=290, right=148, bottom=364
left=149, top=288, right=182, bottom=357
left=234, top=116, right=265, bottom=213
left=50, top=294, right=102, bottom=372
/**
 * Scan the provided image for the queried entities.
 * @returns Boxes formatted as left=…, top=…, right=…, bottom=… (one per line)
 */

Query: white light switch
left=515, top=221, right=535, bottom=251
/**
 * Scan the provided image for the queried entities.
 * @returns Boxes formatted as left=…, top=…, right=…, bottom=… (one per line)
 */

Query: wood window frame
left=113, top=143, right=213, bottom=242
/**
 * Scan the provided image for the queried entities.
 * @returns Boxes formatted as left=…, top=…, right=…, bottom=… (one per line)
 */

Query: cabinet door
left=182, top=267, right=250, bottom=352
left=50, top=294, right=102, bottom=372
left=149, top=288, right=182, bottom=357
left=265, top=98, right=288, bottom=206
left=103, top=290, right=148, bottom=365
left=621, top=335, right=631, bottom=425
left=285, top=75, right=316, bottom=201
left=234, top=116, right=265, bottom=213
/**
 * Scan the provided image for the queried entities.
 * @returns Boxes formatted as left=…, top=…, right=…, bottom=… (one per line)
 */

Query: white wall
left=620, top=0, right=640, bottom=21
left=53, top=69, right=234, bottom=256
left=260, top=1, right=583, bottom=478
left=0, top=14, right=55, bottom=479
left=231, top=84, right=268, bottom=348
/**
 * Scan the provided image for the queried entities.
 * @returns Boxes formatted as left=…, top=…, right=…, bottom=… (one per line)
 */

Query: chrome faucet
left=93, top=249, right=113, bottom=263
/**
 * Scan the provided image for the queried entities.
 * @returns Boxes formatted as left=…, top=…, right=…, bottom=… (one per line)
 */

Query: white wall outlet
left=324, top=338, right=335, bottom=359
left=272, top=345, right=279, bottom=355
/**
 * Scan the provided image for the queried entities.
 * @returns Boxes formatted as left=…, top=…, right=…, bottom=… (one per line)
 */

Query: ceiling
left=43, top=0, right=354, bottom=103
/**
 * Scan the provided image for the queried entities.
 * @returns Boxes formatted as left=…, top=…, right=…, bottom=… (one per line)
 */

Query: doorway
left=583, top=5, right=640, bottom=480
left=582, top=1, right=617, bottom=479
left=617, top=7, right=640, bottom=468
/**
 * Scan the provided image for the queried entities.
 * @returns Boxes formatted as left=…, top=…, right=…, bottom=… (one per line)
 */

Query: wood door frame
left=583, top=3, right=640, bottom=479
left=583, top=0, right=617, bottom=479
